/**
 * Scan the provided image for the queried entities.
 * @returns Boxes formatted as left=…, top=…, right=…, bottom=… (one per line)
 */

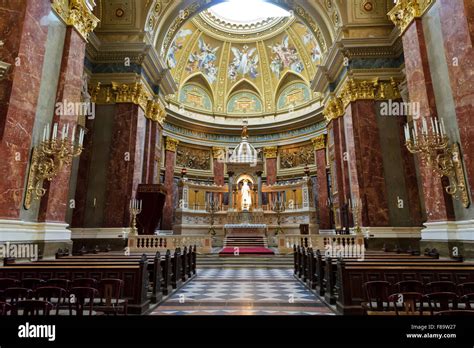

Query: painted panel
left=277, top=82, right=311, bottom=110
left=179, top=84, right=213, bottom=111
left=227, top=92, right=263, bottom=114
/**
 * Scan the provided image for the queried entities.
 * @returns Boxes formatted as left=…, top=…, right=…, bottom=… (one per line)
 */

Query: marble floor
left=150, top=268, right=336, bottom=316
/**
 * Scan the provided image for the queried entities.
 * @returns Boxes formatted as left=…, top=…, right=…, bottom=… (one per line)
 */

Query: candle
left=46, top=124, right=50, bottom=140
left=43, top=126, right=47, bottom=142
left=440, top=118, right=446, bottom=135
left=434, top=118, right=440, bottom=135
left=404, top=124, right=410, bottom=142
left=53, top=123, right=58, bottom=140
left=71, top=126, right=76, bottom=144
left=413, top=120, right=418, bottom=137
left=422, top=118, right=428, bottom=134
left=430, top=117, right=435, bottom=134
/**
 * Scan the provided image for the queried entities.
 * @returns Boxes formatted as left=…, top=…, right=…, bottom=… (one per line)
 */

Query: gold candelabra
left=24, top=123, right=85, bottom=209
left=404, top=117, right=470, bottom=208
left=129, top=198, right=142, bottom=236
left=272, top=196, right=286, bottom=235
left=349, top=199, right=363, bottom=236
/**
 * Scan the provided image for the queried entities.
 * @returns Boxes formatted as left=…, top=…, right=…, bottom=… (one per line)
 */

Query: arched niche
left=179, top=76, right=214, bottom=112
left=227, top=91, right=263, bottom=115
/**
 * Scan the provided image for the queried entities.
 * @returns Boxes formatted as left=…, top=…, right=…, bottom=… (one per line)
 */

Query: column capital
left=388, top=0, right=435, bottom=35
left=323, top=78, right=401, bottom=122
left=312, top=135, right=326, bottom=151
left=52, top=0, right=100, bottom=42
left=227, top=170, right=235, bottom=177
left=165, top=137, right=179, bottom=152
left=212, top=147, right=226, bottom=160
left=256, top=171, right=263, bottom=177
left=263, top=146, right=278, bottom=159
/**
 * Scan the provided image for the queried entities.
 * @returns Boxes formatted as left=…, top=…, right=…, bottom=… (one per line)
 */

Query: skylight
left=209, top=0, right=291, bottom=24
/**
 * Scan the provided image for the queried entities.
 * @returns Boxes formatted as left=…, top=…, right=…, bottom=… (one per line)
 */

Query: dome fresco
left=165, top=14, right=322, bottom=116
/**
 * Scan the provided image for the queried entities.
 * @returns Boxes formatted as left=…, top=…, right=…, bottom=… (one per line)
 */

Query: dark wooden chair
left=71, top=278, right=98, bottom=289
left=21, top=278, right=45, bottom=290
left=425, top=292, right=459, bottom=314
left=425, top=281, right=456, bottom=293
left=16, top=300, right=53, bottom=316
left=458, top=282, right=474, bottom=296
left=45, top=278, right=70, bottom=291
left=395, top=280, right=424, bottom=293
left=362, top=281, right=393, bottom=314
left=69, top=287, right=99, bottom=316
left=461, top=293, right=474, bottom=310
left=97, top=279, right=128, bottom=315
left=388, top=292, right=424, bottom=316
left=0, top=301, right=12, bottom=316
left=35, top=286, right=68, bottom=315
left=4, top=288, right=32, bottom=308
left=0, top=278, right=20, bottom=290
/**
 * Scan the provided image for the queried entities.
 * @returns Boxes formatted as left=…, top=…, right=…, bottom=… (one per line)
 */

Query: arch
left=181, top=72, right=215, bottom=101
left=276, top=81, right=311, bottom=111
left=236, top=174, right=255, bottom=185
left=227, top=78, right=262, bottom=100
left=227, top=90, right=263, bottom=114
left=274, top=70, right=308, bottom=101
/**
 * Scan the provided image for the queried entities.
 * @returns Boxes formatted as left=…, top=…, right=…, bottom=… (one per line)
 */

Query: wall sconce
left=24, top=123, right=85, bottom=209
left=404, top=117, right=470, bottom=208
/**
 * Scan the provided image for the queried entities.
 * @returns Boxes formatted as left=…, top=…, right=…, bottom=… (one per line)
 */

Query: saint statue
left=241, top=180, right=252, bottom=211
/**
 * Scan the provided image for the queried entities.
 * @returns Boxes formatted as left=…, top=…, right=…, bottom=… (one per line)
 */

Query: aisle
left=150, top=268, right=336, bottom=316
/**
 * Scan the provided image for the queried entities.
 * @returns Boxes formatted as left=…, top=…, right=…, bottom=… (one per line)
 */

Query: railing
left=128, top=235, right=212, bottom=254
left=278, top=234, right=364, bottom=254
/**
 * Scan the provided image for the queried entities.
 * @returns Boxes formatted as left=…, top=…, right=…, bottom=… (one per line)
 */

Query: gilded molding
left=323, top=78, right=401, bottom=122
left=312, top=135, right=326, bottom=151
left=263, top=146, right=278, bottom=159
left=0, top=60, right=10, bottom=81
left=212, top=147, right=226, bottom=160
left=388, top=0, right=434, bottom=35
left=89, top=81, right=166, bottom=124
left=52, top=0, right=99, bottom=41
left=166, top=137, right=180, bottom=152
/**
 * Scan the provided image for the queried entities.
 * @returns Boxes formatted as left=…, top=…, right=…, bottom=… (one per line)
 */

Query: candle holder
left=24, top=123, right=85, bottom=209
left=129, top=198, right=142, bottom=236
left=272, top=197, right=286, bottom=235
left=206, top=196, right=219, bottom=237
left=349, top=199, right=363, bottom=236
left=404, top=117, right=470, bottom=208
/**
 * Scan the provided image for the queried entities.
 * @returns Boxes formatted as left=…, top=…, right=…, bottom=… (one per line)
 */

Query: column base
left=0, top=219, right=72, bottom=259
left=70, top=228, right=130, bottom=253
left=359, top=226, right=423, bottom=251
left=421, top=220, right=474, bottom=258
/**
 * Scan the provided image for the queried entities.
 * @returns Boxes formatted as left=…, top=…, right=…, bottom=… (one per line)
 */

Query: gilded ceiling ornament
left=166, top=137, right=180, bottom=152
left=52, top=0, right=99, bottom=41
left=263, top=146, right=278, bottom=159
left=388, top=0, right=434, bottom=35
left=112, top=82, right=150, bottom=111
left=146, top=99, right=166, bottom=124
left=312, top=135, right=326, bottom=151
left=212, top=147, right=226, bottom=160
left=323, top=78, right=401, bottom=122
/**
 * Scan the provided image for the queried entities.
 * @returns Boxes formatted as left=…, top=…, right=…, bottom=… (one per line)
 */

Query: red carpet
left=219, top=247, right=275, bottom=256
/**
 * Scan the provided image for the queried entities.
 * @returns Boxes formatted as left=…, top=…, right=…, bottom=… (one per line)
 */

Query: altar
left=224, top=223, right=267, bottom=236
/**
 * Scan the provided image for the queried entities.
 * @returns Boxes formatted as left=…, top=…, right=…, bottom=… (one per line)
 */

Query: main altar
left=172, top=122, right=319, bottom=248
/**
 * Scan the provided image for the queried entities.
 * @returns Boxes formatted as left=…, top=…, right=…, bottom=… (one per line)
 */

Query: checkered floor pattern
left=150, top=268, right=335, bottom=316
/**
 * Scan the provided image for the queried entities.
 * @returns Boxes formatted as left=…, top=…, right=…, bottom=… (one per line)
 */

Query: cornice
left=51, top=0, right=99, bottom=41
left=388, top=0, right=435, bottom=35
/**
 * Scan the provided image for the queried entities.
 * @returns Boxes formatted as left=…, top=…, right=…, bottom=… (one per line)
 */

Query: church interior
left=0, top=0, right=474, bottom=322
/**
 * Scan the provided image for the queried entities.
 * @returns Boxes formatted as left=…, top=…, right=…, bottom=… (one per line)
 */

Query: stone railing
left=128, top=235, right=212, bottom=254
left=278, top=234, right=364, bottom=254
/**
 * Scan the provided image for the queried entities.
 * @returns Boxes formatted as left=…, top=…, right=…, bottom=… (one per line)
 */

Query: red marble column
left=212, top=147, right=225, bottom=186
left=264, top=147, right=278, bottom=185
left=162, top=137, right=178, bottom=230
left=402, top=18, right=454, bottom=221
left=103, top=104, right=146, bottom=227
left=38, top=27, right=87, bottom=223
left=438, top=0, right=474, bottom=200
left=0, top=0, right=51, bottom=218
left=313, top=136, right=330, bottom=229
left=344, top=100, right=390, bottom=227
left=148, top=122, right=162, bottom=184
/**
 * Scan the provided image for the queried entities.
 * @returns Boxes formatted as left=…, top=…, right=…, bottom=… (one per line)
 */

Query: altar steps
left=224, top=235, right=268, bottom=248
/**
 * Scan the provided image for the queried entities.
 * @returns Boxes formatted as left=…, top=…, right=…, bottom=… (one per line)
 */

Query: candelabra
left=349, top=199, right=363, bottom=236
left=129, top=198, right=142, bottom=236
left=272, top=196, right=286, bottom=235
left=206, top=196, right=219, bottom=237
left=404, top=117, right=469, bottom=208
left=24, top=123, right=85, bottom=209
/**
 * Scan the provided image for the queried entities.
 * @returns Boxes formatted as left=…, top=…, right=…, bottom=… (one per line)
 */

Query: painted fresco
left=296, top=21, right=322, bottom=64
left=277, top=82, right=311, bottom=110
left=179, top=84, right=213, bottom=111
left=228, top=45, right=259, bottom=81
left=187, top=38, right=220, bottom=84
left=167, top=26, right=193, bottom=69
left=268, top=35, right=304, bottom=79
left=227, top=92, right=263, bottom=114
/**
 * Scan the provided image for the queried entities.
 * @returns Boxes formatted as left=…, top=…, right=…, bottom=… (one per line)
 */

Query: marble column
left=312, top=135, right=330, bottom=230
left=256, top=171, right=263, bottom=209
left=162, top=137, right=179, bottom=230
left=212, top=147, right=225, bottom=186
left=438, top=0, right=474, bottom=200
left=38, top=27, right=87, bottom=223
left=103, top=104, right=146, bottom=227
left=264, top=147, right=278, bottom=185
left=402, top=18, right=454, bottom=222
left=0, top=0, right=51, bottom=219
left=227, top=171, right=234, bottom=209
left=143, top=120, right=162, bottom=184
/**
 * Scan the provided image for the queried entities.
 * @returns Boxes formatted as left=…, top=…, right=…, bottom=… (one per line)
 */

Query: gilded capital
left=312, top=135, right=326, bottom=151
left=52, top=0, right=100, bottom=41
left=166, top=138, right=179, bottom=152
left=263, top=146, right=278, bottom=159
left=388, top=0, right=434, bottom=35
left=112, top=82, right=150, bottom=111
left=146, top=99, right=166, bottom=125
left=212, top=147, right=226, bottom=160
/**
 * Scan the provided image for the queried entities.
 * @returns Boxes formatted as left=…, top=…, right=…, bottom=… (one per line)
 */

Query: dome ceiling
left=165, top=10, right=323, bottom=118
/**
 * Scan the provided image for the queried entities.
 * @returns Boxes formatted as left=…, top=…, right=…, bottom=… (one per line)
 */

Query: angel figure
left=229, top=45, right=259, bottom=81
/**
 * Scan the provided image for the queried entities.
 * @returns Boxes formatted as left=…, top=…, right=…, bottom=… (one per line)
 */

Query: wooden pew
left=336, top=260, right=474, bottom=314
